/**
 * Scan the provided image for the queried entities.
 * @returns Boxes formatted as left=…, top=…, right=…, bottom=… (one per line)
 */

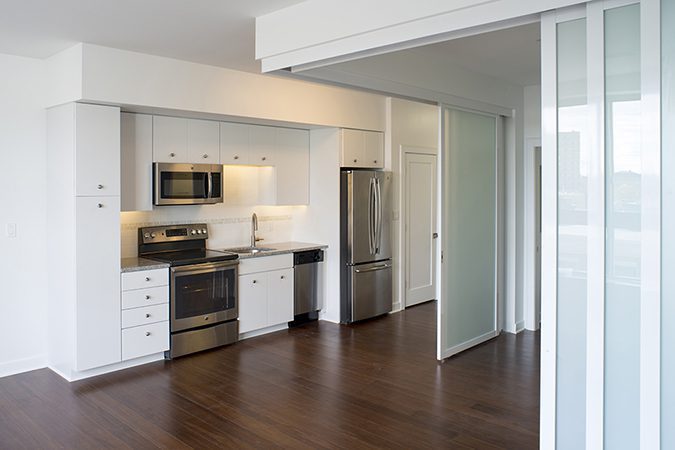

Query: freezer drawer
left=344, top=260, right=392, bottom=323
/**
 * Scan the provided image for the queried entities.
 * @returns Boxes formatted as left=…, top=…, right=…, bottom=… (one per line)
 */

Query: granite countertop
left=223, top=241, right=328, bottom=260
left=121, top=257, right=171, bottom=273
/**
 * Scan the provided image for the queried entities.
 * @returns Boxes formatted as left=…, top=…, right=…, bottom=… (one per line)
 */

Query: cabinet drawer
left=122, top=286, right=169, bottom=310
left=122, top=268, right=169, bottom=291
left=122, top=304, right=169, bottom=329
left=122, top=321, right=169, bottom=361
left=238, top=254, right=293, bottom=275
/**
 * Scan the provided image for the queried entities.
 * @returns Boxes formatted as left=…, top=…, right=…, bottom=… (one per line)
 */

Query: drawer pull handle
left=169, top=152, right=175, bottom=157
left=145, top=295, right=151, bottom=300
left=145, top=277, right=150, bottom=282
left=97, top=184, right=104, bottom=190
left=252, top=280, right=257, bottom=284
left=280, top=275, right=285, bottom=279
left=146, top=313, right=151, bottom=318
left=97, top=203, right=103, bottom=208
left=145, top=331, right=151, bottom=337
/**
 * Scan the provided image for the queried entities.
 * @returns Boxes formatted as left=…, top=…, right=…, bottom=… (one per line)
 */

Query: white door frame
left=524, top=138, right=542, bottom=331
left=401, top=147, right=438, bottom=308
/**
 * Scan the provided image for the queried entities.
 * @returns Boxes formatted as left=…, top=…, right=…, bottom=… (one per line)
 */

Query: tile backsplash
left=120, top=204, right=302, bottom=257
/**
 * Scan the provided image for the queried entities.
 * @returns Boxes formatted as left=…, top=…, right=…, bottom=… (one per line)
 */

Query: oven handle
left=171, top=261, right=239, bottom=277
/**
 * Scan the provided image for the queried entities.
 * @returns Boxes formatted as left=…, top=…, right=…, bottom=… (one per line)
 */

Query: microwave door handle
left=207, top=172, right=213, bottom=199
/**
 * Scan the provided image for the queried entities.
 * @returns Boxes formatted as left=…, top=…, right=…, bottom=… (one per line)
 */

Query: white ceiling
left=0, top=0, right=304, bottom=73
left=404, top=23, right=541, bottom=87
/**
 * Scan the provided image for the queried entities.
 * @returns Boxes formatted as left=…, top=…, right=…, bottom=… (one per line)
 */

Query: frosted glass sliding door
left=556, top=18, right=588, bottom=450
left=604, top=5, right=641, bottom=449
left=438, top=108, right=497, bottom=359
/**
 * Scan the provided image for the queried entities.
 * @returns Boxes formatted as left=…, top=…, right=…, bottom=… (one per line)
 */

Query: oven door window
left=160, top=171, right=208, bottom=199
left=174, top=268, right=236, bottom=319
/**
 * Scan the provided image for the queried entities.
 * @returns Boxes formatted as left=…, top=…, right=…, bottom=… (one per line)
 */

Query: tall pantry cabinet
left=47, top=102, right=122, bottom=379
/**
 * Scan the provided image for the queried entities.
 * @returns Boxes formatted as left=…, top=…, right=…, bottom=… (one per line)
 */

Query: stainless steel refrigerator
left=340, top=170, right=392, bottom=323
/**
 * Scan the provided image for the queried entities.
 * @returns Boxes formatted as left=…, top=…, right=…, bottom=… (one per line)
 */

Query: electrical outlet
left=6, top=223, right=17, bottom=238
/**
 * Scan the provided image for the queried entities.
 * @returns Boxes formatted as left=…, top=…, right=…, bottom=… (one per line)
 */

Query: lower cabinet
left=238, top=255, right=294, bottom=334
left=120, top=269, right=170, bottom=360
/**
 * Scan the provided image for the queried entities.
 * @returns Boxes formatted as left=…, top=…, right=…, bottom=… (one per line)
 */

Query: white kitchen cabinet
left=75, top=196, right=121, bottom=371
left=153, top=116, right=188, bottom=162
left=239, top=273, right=269, bottom=333
left=75, top=103, right=121, bottom=197
left=250, top=125, right=276, bottom=165
left=267, top=268, right=295, bottom=326
left=220, top=122, right=250, bottom=165
left=120, top=268, right=169, bottom=362
left=340, top=129, right=384, bottom=168
left=238, top=255, right=294, bottom=335
left=121, top=113, right=153, bottom=211
left=275, top=128, right=309, bottom=205
left=187, top=119, right=220, bottom=163
left=48, top=102, right=123, bottom=379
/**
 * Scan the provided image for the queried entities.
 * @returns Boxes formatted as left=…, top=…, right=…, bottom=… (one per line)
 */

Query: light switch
left=6, top=223, right=17, bottom=238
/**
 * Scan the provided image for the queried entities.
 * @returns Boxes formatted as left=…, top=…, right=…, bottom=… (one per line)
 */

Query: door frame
left=401, top=147, right=439, bottom=308
left=524, top=138, right=542, bottom=331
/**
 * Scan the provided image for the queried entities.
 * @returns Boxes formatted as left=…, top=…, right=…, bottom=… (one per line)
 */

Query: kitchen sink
left=223, top=246, right=276, bottom=255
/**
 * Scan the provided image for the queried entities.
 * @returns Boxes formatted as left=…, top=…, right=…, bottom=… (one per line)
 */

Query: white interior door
left=404, top=151, right=437, bottom=307
left=438, top=107, right=498, bottom=360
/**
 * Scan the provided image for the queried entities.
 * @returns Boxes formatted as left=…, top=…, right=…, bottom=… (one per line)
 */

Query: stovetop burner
left=144, top=248, right=238, bottom=267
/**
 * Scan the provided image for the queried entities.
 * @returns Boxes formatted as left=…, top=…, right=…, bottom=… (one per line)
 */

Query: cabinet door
left=75, top=196, right=121, bottom=370
left=267, top=268, right=294, bottom=326
left=187, top=119, right=220, bottom=163
left=275, top=128, right=309, bottom=205
left=153, top=116, right=188, bottom=162
left=250, top=125, right=276, bottom=165
left=220, top=122, right=250, bottom=165
left=75, top=103, right=121, bottom=196
left=341, top=128, right=364, bottom=167
left=238, top=273, right=268, bottom=333
left=121, top=113, right=153, bottom=211
left=363, top=131, right=384, bottom=168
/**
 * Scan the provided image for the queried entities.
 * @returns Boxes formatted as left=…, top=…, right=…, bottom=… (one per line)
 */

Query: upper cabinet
left=249, top=125, right=276, bottom=165
left=220, top=122, right=250, bottom=165
left=121, top=113, right=153, bottom=212
left=153, top=116, right=220, bottom=164
left=75, top=103, right=121, bottom=196
left=340, top=129, right=384, bottom=169
left=275, top=128, right=309, bottom=205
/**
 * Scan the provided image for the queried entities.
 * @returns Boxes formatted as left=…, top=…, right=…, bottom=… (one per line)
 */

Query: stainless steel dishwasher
left=291, top=249, right=324, bottom=325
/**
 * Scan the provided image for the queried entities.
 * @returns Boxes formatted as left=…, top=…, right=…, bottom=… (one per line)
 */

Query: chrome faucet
left=251, top=213, right=260, bottom=248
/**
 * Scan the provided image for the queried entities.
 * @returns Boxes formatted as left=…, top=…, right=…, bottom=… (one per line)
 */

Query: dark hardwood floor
left=0, top=302, right=539, bottom=449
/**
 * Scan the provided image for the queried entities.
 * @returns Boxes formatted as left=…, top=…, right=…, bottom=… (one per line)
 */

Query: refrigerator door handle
left=368, top=177, right=375, bottom=255
left=375, top=177, right=382, bottom=254
left=354, top=263, right=391, bottom=273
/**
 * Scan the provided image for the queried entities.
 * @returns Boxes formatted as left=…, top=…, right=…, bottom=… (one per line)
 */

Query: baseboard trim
left=0, top=355, right=47, bottom=378
left=391, top=302, right=403, bottom=313
left=439, top=330, right=499, bottom=360
left=49, top=353, right=165, bottom=382
left=515, top=320, right=525, bottom=333
left=239, top=323, right=289, bottom=341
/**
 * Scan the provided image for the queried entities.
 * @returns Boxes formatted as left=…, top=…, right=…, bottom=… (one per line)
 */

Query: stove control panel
left=139, top=223, right=209, bottom=244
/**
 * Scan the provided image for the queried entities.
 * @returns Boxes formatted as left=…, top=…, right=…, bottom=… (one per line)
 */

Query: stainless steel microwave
left=153, top=163, right=223, bottom=206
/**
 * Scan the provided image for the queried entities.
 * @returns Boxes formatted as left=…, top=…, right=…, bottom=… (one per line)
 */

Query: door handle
left=354, top=264, right=391, bottom=273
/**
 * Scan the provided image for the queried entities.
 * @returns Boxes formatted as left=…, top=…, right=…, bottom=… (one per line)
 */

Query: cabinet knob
left=97, top=184, right=103, bottom=190
left=262, top=156, right=267, bottom=161
left=252, top=279, right=257, bottom=284
left=373, top=160, right=377, bottom=164
left=145, top=313, right=151, bottom=318
left=145, top=277, right=150, bottom=282
left=280, top=275, right=285, bottom=279
left=145, top=295, right=151, bottom=300
left=145, top=331, right=151, bottom=337
left=353, top=159, right=358, bottom=163
left=203, top=154, right=208, bottom=159
left=97, top=203, right=103, bottom=208
left=169, top=152, right=175, bottom=157
left=234, top=155, right=239, bottom=160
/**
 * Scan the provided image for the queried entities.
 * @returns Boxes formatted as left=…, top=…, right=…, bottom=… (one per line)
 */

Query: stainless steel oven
left=154, top=163, right=223, bottom=206
left=171, top=260, right=238, bottom=332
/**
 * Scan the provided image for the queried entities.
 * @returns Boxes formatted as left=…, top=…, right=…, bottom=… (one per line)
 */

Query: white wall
left=387, top=98, right=440, bottom=312
left=0, top=53, right=48, bottom=376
